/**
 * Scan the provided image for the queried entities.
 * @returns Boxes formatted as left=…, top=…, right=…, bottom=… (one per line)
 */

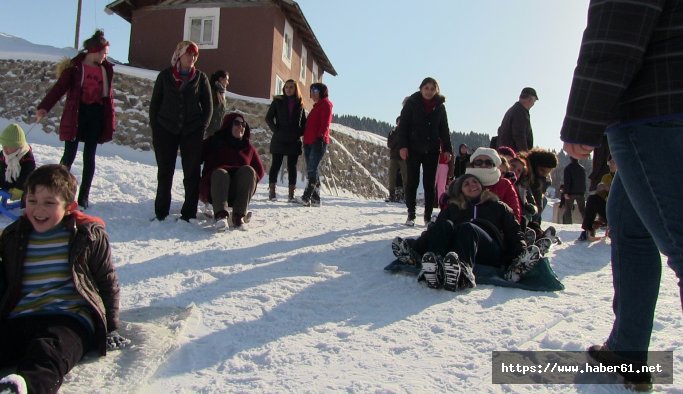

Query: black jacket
left=497, top=101, right=533, bottom=152
left=387, top=127, right=402, bottom=160
left=265, top=95, right=307, bottom=156
left=397, top=92, right=452, bottom=155
left=149, top=67, right=212, bottom=136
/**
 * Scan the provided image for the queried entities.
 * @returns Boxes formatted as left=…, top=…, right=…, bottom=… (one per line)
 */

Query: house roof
left=105, top=0, right=337, bottom=76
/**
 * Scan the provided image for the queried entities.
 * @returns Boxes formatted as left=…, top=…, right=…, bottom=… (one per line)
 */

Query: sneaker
left=524, top=228, right=537, bottom=245
left=419, top=252, right=444, bottom=289
left=391, top=237, right=421, bottom=265
left=504, top=245, right=541, bottom=282
left=405, top=212, right=416, bottom=227
left=587, top=344, right=653, bottom=391
left=442, top=252, right=462, bottom=291
left=215, top=217, right=229, bottom=232
left=0, top=374, right=27, bottom=394
left=543, top=226, right=557, bottom=239
left=534, top=237, right=552, bottom=256
left=577, top=230, right=588, bottom=242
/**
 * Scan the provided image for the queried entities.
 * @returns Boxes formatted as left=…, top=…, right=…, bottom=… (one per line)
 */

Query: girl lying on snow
left=392, top=173, right=541, bottom=291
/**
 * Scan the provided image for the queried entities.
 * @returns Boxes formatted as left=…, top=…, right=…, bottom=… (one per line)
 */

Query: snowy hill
left=1, top=37, right=682, bottom=393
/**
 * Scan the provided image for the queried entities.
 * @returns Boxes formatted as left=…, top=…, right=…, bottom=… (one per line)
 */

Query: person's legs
left=59, top=140, right=79, bottom=171
left=387, top=158, right=399, bottom=198
left=269, top=154, right=284, bottom=184
left=229, top=166, right=257, bottom=218
left=305, top=142, right=327, bottom=182
left=285, top=154, right=299, bottom=186
left=582, top=194, right=604, bottom=232
left=404, top=154, right=421, bottom=218
left=4, top=315, right=90, bottom=394
left=152, top=128, right=181, bottom=220
left=451, top=222, right=502, bottom=267
left=434, top=163, right=449, bottom=204
left=178, top=131, right=204, bottom=220
left=421, top=152, right=439, bottom=220
left=210, top=169, right=231, bottom=214
left=605, top=122, right=683, bottom=362
left=77, top=104, right=104, bottom=208
left=563, top=195, right=576, bottom=224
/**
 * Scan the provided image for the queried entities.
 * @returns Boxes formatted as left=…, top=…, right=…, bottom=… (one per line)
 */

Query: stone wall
left=0, top=59, right=390, bottom=198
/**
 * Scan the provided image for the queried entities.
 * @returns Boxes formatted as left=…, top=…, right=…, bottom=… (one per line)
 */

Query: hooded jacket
left=0, top=212, right=119, bottom=356
left=397, top=91, right=452, bottom=155
left=199, top=114, right=265, bottom=203
left=37, top=54, right=116, bottom=143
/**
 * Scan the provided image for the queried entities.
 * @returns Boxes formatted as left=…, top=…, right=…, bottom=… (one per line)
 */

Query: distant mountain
left=0, top=32, right=77, bottom=58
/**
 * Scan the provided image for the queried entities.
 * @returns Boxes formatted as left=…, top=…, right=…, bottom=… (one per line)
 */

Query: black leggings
left=269, top=153, right=299, bottom=185
left=405, top=151, right=439, bottom=217
left=61, top=103, right=103, bottom=202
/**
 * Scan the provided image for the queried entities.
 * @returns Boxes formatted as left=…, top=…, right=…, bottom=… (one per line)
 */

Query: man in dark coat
left=496, top=87, right=538, bottom=153
left=562, top=157, right=586, bottom=224
left=386, top=116, right=407, bottom=202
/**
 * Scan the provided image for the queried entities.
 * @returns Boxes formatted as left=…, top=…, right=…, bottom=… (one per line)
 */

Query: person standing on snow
left=496, top=87, right=538, bottom=153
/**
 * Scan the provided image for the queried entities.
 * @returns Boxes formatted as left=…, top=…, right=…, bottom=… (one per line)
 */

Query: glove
left=106, top=330, right=131, bottom=350
left=9, top=188, right=23, bottom=201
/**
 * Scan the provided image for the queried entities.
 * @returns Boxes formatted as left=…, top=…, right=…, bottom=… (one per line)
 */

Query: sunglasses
left=232, top=120, right=246, bottom=127
left=472, top=159, right=495, bottom=167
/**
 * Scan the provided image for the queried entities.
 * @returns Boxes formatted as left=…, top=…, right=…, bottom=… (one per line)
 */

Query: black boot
left=311, top=180, right=321, bottom=207
left=297, top=180, right=315, bottom=206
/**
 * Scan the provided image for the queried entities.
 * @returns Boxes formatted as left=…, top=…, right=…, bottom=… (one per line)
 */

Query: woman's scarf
left=3, top=144, right=29, bottom=183
left=466, top=167, right=501, bottom=187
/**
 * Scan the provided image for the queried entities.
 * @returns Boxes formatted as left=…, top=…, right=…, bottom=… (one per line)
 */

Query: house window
left=275, top=75, right=285, bottom=97
left=299, top=46, right=307, bottom=83
left=282, top=20, right=293, bottom=68
left=184, top=8, right=220, bottom=49
left=311, top=61, right=319, bottom=84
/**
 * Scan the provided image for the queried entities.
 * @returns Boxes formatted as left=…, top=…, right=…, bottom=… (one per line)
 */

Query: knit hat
left=83, top=30, right=109, bottom=53
left=447, top=173, right=479, bottom=199
left=171, top=41, right=199, bottom=66
left=470, top=147, right=502, bottom=167
left=0, top=123, right=27, bottom=149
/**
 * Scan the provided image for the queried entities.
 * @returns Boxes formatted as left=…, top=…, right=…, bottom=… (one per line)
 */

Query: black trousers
left=582, top=194, right=607, bottom=231
left=269, top=153, right=299, bottom=185
left=61, top=103, right=103, bottom=205
left=405, top=151, right=439, bottom=218
left=153, top=128, right=203, bottom=220
left=426, top=220, right=503, bottom=267
left=0, top=315, right=92, bottom=394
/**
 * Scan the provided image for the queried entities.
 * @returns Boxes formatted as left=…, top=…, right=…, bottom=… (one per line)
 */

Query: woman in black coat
left=149, top=40, right=212, bottom=222
left=397, top=77, right=453, bottom=226
left=265, top=79, right=307, bottom=202
left=393, top=173, right=540, bottom=291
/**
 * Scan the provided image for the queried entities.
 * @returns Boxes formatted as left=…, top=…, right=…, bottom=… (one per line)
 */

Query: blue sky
left=1, top=0, right=589, bottom=151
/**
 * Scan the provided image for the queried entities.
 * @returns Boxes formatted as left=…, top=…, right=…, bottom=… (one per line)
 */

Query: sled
left=0, top=189, right=22, bottom=221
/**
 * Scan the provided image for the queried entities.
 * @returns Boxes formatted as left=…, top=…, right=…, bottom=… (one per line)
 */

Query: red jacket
left=37, top=54, right=116, bottom=143
left=199, top=120, right=265, bottom=203
left=302, top=97, right=333, bottom=145
left=485, top=178, right=522, bottom=223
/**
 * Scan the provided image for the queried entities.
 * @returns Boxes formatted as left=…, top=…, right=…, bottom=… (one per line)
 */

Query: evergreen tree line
left=332, top=113, right=492, bottom=153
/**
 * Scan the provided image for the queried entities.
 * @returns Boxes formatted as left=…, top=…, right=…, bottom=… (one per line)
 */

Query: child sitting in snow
left=0, top=123, right=36, bottom=205
left=0, top=164, right=127, bottom=394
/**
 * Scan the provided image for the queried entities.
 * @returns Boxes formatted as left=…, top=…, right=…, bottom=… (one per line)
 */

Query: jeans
left=303, top=140, right=327, bottom=182
left=605, top=121, right=683, bottom=362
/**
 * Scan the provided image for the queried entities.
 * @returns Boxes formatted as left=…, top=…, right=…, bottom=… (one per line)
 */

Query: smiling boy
left=0, top=164, right=123, bottom=394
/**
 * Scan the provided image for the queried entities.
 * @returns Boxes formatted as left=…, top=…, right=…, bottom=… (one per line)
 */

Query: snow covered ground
left=1, top=118, right=681, bottom=393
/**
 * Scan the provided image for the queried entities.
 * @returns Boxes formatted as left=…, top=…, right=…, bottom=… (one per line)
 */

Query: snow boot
left=311, top=180, right=321, bottom=207
left=391, top=237, right=421, bottom=265
left=524, top=227, right=536, bottom=245
left=504, top=245, right=541, bottom=282
left=442, top=252, right=462, bottom=291
left=268, top=183, right=277, bottom=201
left=0, top=374, right=27, bottom=394
left=214, top=210, right=229, bottom=232
left=577, top=230, right=588, bottom=242
left=405, top=212, right=416, bottom=227
left=420, top=252, right=444, bottom=289
left=295, top=180, right=315, bottom=206
left=457, top=259, right=476, bottom=290
left=288, top=184, right=296, bottom=202
left=232, top=211, right=251, bottom=231
left=587, top=344, right=653, bottom=391
left=534, top=237, right=552, bottom=256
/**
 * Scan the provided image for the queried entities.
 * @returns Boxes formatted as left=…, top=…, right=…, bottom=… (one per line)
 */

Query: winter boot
left=232, top=211, right=251, bottom=231
left=268, top=183, right=277, bottom=201
left=524, top=228, right=536, bottom=245
left=391, top=237, right=421, bottom=265
left=214, top=210, right=229, bottom=232
left=577, top=230, right=588, bottom=242
left=442, top=252, right=462, bottom=291
left=504, top=245, right=541, bottom=282
left=288, top=185, right=296, bottom=202
left=311, top=180, right=321, bottom=207
left=419, top=252, right=444, bottom=289
left=77, top=185, right=90, bottom=210
left=457, top=259, right=476, bottom=290
left=587, top=344, right=653, bottom=391
left=534, top=237, right=553, bottom=256
left=396, top=187, right=405, bottom=203
left=295, top=180, right=315, bottom=206
left=385, top=192, right=396, bottom=203
left=0, top=374, right=27, bottom=394
left=405, top=212, right=416, bottom=227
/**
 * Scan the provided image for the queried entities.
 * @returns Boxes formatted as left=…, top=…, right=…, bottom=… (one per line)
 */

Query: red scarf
left=171, top=64, right=197, bottom=88
left=422, top=97, right=437, bottom=113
